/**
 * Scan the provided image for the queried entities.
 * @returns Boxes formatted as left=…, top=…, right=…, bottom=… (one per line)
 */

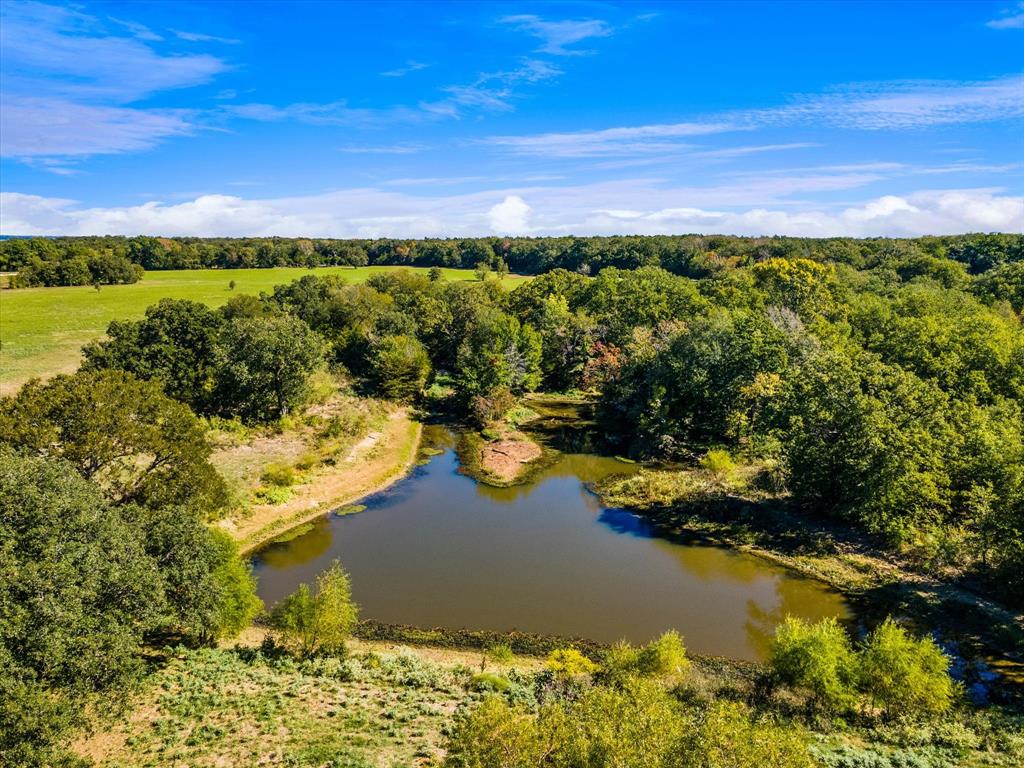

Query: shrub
left=637, top=630, right=690, bottom=678
left=700, top=448, right=736, bottom=483
left=859, top=619, right=954, bottom=719
left=546, top=648, right=598, bottom=678
left=470, top=673, right=512, bottom=693
left=261, top=463, right=296, bottom=487
left=770, top=616, right=859, bottom=713
left=468, top=387, right=517, bottom=428
left=481, top=643, right=514, bottom=671
left=270, top=561, right=358, bottom=657
left=680, top=701, right=815, bottom=768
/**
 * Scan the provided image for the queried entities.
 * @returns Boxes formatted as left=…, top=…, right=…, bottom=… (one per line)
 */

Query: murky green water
left=253, top=428, right=850, bottom=661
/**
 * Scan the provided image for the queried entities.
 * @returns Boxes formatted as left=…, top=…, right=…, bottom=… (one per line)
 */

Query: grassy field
left=0, top=266, right=527, bottom=395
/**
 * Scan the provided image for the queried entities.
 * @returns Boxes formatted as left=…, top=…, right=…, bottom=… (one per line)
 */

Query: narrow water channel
left=252, top=428, right=850, bottom=661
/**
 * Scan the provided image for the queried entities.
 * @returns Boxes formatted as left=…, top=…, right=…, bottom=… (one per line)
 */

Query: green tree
left=82, top=298, right=224, bottom=413
left=455, top=309, right=542, bottom=396
left=0, top=370, right=227, bottom=513
left=215, top=315, right=325, bottom=422
left=770, top=616, right=859, bottom=714
left=0, top=451, right=162, bottom=766
left=270, top=561, right=358, bottom=657
left=368, top=334, right=431, bottom=401
left=859, top=619, right=954, bottom=718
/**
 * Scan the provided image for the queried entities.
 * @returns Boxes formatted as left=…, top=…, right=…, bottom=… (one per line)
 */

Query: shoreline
left=222, top=412, right=422, bottom=555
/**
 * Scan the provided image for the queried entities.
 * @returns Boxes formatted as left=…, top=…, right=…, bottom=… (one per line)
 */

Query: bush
left=637, top=630, right=690, bottom=678
left=770, top=616, right=859, bottom=713
left=546, top=648, right=598, bottom=678
left=859, top=619, right=954, bottom=719
left=261, top=463, right=296, bottom=487
left=468, top=387, right=518, bottom=428
left=681, top=701, right=815, bottom=768
left=270, top=561, right=358, bottom=657
left=599, top=631, right=690, bottom=684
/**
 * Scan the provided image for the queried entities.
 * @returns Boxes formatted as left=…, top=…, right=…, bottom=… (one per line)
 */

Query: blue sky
left=1, top=0, right=1022, bottom=237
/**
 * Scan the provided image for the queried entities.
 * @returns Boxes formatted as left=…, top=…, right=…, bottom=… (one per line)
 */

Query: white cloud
left=482, top=76, right=1024, bottom=159
left=987, top=3, right=1024, bottom=29
left=482, top=122, right=739, bottom=157
left=3, top=185, right=1020, bottom=239
left=750, top=75, right=1024, bottom=130
left=500, top=14, right=612, bottom=55
left=173, top=29, right=241, bottom=44
left=488, top=195, right=532, bottom=233
left=1, top=97, right=194, bottom=157
left=380, top=60, right=430, bottom=77
left=0, top=1, right=228, bottom=161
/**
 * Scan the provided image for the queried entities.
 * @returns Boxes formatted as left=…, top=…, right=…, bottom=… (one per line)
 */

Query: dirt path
left=219, top=410, right=421, bottom=554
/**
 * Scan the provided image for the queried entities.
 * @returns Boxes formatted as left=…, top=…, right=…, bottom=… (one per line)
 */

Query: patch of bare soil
left=480, top=433, right=542, bottom=483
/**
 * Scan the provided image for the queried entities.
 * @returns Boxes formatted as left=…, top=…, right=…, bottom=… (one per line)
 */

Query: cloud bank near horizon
left=3, top=185, right=1021, bottom=239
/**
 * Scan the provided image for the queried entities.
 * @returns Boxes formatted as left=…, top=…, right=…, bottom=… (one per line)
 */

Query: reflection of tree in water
left=258, top=518, right=334, bottom=568
left=744, top=576, right=851, bottom=660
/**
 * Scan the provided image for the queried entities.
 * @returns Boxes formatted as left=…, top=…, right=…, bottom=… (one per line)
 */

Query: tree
left=0, top=451, right=163, bottom=765
left=270, top=561, right=358, bottom=657
left=455, top=309, right=542, bottom=396
left=752, top=257, right=838, bottom=319
left=82, top=298, right=224, bottom=413
left=769, top=616, right=859, bottom=714
left=0, top=370, right=227, bottom=513
left=214, top=315, right=325, bottom=422
left=859, top=619, right=954, bottom=718
left=139, top=509, right=260, bottom=640
left=368, top=334, right=431, bottom=401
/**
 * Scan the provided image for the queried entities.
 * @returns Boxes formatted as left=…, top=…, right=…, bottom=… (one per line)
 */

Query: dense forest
left=2, top=234, right=1023, bottom=765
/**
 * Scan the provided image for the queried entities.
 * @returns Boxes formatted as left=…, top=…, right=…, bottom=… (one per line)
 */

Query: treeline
left=2, top=233, right=1022, bottom=299
left=4, top=241, right=143, bottom=287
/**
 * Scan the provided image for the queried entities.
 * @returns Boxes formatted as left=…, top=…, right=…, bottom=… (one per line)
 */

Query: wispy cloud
left=1, top=97, right=194, bottom=158
left=108, top=17, right=162, bottom=41
left=481, top=76, right=1024, bottom=159
left=481, top=122, right=739, bottom=157
left=380, top=60, right=430, bottom=77
left=337, top=143, right=428, bottom=154
left=0, top=2, right=227, bottom=162
left=987, top=2, right=1024, bottom=29
left=500, top=14, right=612, bottom=55
left=173, top=29, right=241, bottom=44
left=750, top=76, right=1024, bottom=130
left=692, top=142, right=820, bottom=159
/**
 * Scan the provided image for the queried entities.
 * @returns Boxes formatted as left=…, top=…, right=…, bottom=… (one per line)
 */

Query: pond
left=253, top=427, right=850, bottom=662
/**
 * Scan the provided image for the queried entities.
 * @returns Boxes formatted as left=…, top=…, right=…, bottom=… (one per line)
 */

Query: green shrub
left=637, top=630, right=690, bottom=678
left=270, top=561, right=358, bottom=657
left=546, top=648, right=598, bottom=678
left=859, top=619, right=954, bottom=719
left=470, top=673, right=512, bottom=693
left=261, top=463, right=296, bottom=487
left=770, top=616, right=859, bottom=713
left=255, top=485, right=292, bottom=505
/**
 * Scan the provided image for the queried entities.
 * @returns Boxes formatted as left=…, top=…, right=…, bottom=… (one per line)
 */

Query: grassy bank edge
left=232, top=415, right=422, bottom=555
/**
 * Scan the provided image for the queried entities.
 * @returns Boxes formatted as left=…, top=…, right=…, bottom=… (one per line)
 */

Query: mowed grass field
left=0, top=266, right=528, bottom=395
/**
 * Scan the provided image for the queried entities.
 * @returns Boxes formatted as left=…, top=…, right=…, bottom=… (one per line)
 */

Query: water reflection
left=253, top=433, right=850, bottom=661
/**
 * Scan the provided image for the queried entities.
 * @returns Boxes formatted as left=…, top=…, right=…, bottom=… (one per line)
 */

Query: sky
left=1, top=0, right=1022, bottom=238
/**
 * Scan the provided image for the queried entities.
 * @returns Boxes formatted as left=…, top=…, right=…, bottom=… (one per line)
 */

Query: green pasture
left=0, top=266, right=527, bottom=394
